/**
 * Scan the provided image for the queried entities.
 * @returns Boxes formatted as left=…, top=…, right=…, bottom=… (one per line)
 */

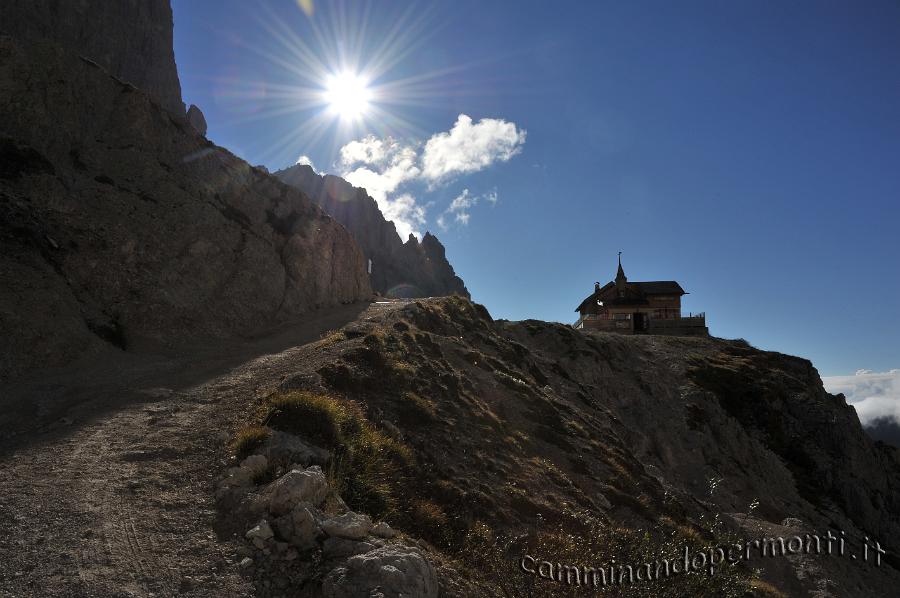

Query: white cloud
left=341, top=139, right=423, bottom=238
left=379, top=193, right=425, bottom=241
left=337, top=114, right=524, bottom=240
left=422, top=114, right=526, bottom=184
left=449, top=189, right=475, bottom=212
left=340, top=135, right=392, bottom=167
left=822, top=369, right=900, bottom=427
left=435, top=188, right=496, bottom=230
left=296, top=155, right=318, bottom=171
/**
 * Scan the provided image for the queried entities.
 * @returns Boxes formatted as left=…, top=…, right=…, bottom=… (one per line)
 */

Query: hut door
left=633, top=312, right=645, bottom=332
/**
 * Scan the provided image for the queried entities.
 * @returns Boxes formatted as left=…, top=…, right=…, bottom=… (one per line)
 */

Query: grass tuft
left=262, top=390, right=413, bottom=519
left=230, top=425, right=271, bottom=460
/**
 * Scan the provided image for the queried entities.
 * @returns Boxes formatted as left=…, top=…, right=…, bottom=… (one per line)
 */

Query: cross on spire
left=615, top=252, right=627, bottom=287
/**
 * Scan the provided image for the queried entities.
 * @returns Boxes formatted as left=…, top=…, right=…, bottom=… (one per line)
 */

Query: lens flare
left=323, top=72, right=371, bottom=120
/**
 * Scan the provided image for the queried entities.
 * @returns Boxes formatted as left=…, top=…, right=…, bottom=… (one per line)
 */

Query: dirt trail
left=0, top=301, right=387, bottom=597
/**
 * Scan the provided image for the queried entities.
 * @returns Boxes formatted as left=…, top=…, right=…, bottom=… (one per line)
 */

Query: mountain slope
left=0, top=32, right=371, bottom=384
left=217, top=297, right=900, bottom=597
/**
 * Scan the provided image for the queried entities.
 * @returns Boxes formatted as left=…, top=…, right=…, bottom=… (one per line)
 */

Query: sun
left=323, top=71, right=372, bottom=120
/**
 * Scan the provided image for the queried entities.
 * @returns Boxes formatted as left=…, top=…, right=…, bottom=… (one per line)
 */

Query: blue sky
left=172, top=0, right=900, bottom=378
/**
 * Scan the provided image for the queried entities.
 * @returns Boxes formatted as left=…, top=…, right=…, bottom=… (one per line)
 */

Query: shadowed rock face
left=187, top=104, right=208, bottom=136
left=275, top=164, right=470, bottom=299
left=0, top=29, right=371, bottom=382
left=265, top=298, right=900, bottom=596
left=0, top=0, right=185, bottom=115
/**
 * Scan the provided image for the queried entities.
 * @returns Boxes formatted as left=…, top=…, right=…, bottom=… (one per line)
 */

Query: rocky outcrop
left=187, top=104, right=208, bottom=136
left=0, top=0, right=185, bottom=115
left=217, top=433, right=437, bottom=598
left=275, top=164, right=469, bottom=299
left=322, top=545, right=438, bottom=598
left=238, top=297, right=900, bottom=597
left=0, top=30, right=371, bottom=382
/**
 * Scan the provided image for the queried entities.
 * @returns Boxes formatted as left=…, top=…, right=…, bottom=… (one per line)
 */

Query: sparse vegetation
left=230, top=425, right=270, bottom=460
left=749, top=579, right=789, bottom=597
left=408, top=498, right=450, bottom=544
left=261, top=390, right=413, bottom=519
left=459, top=514, right=757, bottom=598
left=318, top=329, right=346, bottom=347
left=396, top=391, right=437, bottom=426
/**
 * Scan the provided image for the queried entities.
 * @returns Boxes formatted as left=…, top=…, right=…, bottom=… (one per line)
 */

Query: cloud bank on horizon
left=335, top=114, right=525, bottom=239
left=822, top=369, right=900, bottom=428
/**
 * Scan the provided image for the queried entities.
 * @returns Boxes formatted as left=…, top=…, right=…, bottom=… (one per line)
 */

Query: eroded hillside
left=218, top=297, right=900, bottom=597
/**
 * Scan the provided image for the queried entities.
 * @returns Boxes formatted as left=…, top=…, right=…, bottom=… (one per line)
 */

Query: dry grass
left=261, top=391, right=413, bottom=518
left=459, top=515, right=755, bottom=597
left=395, top=392, right=437, bottom=426
left=230, top=425, right=270, bottom=461
left=749, top=579, right=789, bottom=597
left=318, top=329, right=346, bottom=347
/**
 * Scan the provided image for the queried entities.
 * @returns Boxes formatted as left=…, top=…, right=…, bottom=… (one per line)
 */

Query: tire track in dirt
left=0, top=301, right=376, bottom=597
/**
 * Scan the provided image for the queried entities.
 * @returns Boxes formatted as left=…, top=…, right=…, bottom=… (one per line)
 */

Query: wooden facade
left=574, top=257, right=707, bottom=336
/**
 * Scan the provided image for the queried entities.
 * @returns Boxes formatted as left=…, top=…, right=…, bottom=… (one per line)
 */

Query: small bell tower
left=615, top=252, right=627, bottom=296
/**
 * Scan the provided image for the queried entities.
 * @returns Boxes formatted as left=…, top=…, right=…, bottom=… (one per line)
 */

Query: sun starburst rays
left=203, top=1, right=492, bottom=166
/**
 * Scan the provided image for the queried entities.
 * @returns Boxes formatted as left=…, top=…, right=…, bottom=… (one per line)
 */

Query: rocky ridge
left=0, top=27, right=371, bottom=383
left=217, top=297, right=900, bottom=597
left=276, top=164, right=469, bottom=299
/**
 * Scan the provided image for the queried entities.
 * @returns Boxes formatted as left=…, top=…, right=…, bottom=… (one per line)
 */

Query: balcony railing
left=574, top=312, right=706, bottom=329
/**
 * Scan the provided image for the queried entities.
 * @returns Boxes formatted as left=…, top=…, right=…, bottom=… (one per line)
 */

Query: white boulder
left=267, top=466, right=328, bottom=515
left=371, top=521, right=397, bottom=539
left=273, top=503, right=322, bottom=551
left=321, top=544, right=438, bottom=598
left=245, top=519, right=274, bottom=549
left=321, top=512, right=372, bottom=541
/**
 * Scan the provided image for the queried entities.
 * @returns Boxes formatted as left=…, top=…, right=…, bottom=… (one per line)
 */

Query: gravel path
left=0, top=301, right=378, bottom=597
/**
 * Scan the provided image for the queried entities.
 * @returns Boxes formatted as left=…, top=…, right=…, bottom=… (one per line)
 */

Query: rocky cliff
left=217, top=297, right=900, bottom=597
left=275, top=164, right=469, bottom=299
left=0, top=0, right=185, bottom=115
left=0, top=18, right=371, bottom=383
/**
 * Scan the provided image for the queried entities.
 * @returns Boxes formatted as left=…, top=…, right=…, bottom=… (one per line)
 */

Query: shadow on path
left=0, top=300, right=370, bottom=457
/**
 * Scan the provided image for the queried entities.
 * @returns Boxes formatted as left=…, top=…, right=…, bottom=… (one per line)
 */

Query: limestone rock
left=275, top=164, right=468, bottom=298
left=371, top=521, right=397, bottom=539
left=0, top=0, right=185, bottom=115
left=219, top=466, right=255, bottom=489
left=186, top=104, right=207, bottom=136
left=273, top=504, right=322, bottom=550
left=245, top=520, right=274, bottom=550
left=321, top=512, right=372, bottom=541
left=240, top=454, right=268, bottom=475
left=0, top=32, right=371, bottom=383
left=322, top=537, right=374, bottom=560
left=267, top=467, right=328, bottom=515
left=262, top=431, right=331, bottom=468
left=321, top=545, right=438, bottom=598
